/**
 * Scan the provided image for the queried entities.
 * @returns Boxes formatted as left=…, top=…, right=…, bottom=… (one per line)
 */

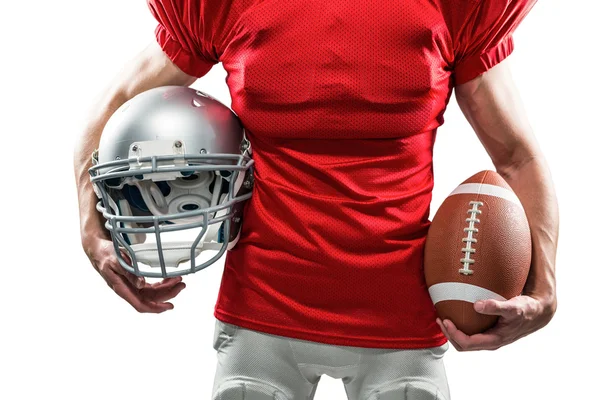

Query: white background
left=1, top=1, right=598, bottom=399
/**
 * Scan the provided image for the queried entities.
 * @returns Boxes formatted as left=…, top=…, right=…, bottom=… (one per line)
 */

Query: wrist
left=528, top=290, right=557, bottom=321
left=524, top=268, right=556, bottom=308
left=523, top=276, right=557, bottom=317
left=80, top=227, right=111, bottom=251
left=540, top=294, right=557, bottom=317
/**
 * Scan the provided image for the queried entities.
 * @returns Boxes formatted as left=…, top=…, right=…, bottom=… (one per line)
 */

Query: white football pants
left=212, top=319, right=451, bottom=400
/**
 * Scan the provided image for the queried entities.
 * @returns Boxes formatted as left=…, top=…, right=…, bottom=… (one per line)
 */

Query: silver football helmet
left=89, top=86, right=254, bottom=278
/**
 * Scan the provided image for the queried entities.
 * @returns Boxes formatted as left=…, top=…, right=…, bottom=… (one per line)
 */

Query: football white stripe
left=428, top=282, right=506, bottom=304
left=449, top=183, right=522, bottom=208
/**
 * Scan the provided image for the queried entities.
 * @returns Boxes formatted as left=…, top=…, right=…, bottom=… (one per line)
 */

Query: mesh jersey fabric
left=147, top=0, right=538, bottom=349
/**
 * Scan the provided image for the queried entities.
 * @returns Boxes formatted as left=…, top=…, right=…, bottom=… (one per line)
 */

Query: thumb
left=474, top=299, right=510, bottom=316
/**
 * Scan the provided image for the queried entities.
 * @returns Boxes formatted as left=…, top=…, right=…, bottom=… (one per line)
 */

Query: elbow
left=495, top=153, right=537, bottom=180
left=493, top=145, right=545, bottom=181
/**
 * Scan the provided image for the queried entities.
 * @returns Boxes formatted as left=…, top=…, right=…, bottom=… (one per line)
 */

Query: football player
left=74, top=1, right=557, bottom=398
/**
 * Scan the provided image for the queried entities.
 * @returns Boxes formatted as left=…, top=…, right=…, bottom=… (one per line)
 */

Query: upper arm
left=112, top=0, right=224, bottom=102
left=454, top=60, right=541, bottom=175
left=443, top=0, right=541, bottom=173
left=114, top=41, right=197, bottom=101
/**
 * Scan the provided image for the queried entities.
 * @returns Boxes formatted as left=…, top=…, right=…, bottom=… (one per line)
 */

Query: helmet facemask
left=88, top=86, right=254, bottom=278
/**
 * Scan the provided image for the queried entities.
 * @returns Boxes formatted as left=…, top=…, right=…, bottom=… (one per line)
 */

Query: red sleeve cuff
left=453, top=35, right=515, bottom=85
left=154, top=24, right=217, bottom=78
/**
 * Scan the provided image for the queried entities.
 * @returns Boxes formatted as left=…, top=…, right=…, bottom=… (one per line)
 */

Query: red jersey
left=148, top=0, right=537, bottom=348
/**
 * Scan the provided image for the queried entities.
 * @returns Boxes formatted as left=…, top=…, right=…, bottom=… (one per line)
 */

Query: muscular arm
left=455, top=60, right=558, bottom=307
left=73, top=41, right=195, bottom=313
left=73, top=41, right=196, bottom=247
left=438, top=60, right=558, bottom=350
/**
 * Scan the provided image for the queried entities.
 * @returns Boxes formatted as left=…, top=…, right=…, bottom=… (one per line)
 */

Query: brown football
left=424, top=170, right=531, bottom=335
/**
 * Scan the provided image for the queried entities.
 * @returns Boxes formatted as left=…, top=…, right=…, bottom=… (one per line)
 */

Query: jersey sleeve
left=147, top=0, right=219, bottom=78
left=447, top=0, right=538, bottom=85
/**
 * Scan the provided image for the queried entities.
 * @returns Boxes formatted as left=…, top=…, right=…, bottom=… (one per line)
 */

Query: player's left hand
left=436, top=294, right=556, bottom=351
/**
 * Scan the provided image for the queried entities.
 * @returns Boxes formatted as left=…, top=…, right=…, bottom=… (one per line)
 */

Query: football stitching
left=459, top=200, right=484, bottom=276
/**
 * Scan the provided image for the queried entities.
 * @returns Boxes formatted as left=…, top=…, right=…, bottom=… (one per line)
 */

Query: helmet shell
left=97, top=86, right=246, bottom=174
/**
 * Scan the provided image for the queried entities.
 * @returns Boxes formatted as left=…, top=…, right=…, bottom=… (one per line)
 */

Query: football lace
left=459, top=200, right=484, bottom=276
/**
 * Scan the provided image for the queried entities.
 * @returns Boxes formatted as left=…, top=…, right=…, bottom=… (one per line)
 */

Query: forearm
left=497, top=155, right=558, bottom=309
left=73, top=41, right=197, bottom=248
left=456, top=63, right=559, bottom=310
left=73, top=87, right=129, bottom=245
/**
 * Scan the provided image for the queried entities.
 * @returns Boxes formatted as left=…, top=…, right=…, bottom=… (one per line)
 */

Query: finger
left=436, top=318, right=446, bottom=336
left=474, top=299, right=515, bottom=318
left=103, top=268, right=173, bottom=313
left=443, top=319, right=503, bottom=351
left=436, top=318, right=462, bottom=350
left=461, top=331, right=504, bottom=351
left=113, top=279, right=174, bottom=313
left=148, top=276, right=183, bottom=289
left=442, top=319, right=475, bottom=350
left=141, top=282, right=186, bottom=303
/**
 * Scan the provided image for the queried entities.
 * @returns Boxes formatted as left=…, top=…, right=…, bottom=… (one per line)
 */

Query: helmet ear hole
left=182, top=204, right=199, bottom=211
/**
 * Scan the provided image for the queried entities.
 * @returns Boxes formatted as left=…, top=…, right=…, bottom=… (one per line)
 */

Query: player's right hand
left=83, top=238, right=186, bottom=313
